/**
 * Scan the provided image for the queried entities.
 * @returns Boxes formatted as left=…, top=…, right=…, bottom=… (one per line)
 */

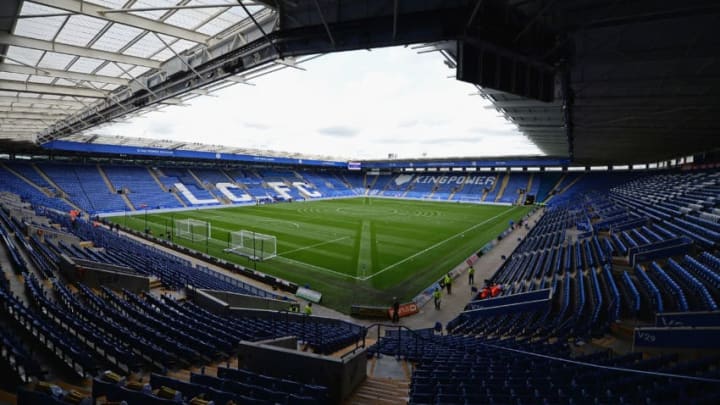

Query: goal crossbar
left=174, top=218, right=211, bottom=242
left=225, top=230, right=277, bottom=261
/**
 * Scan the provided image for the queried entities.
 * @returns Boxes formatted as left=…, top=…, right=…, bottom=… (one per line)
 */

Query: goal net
left=174, top=218, right=211, bottom=242
left=225, top=230, right=277, bottom=261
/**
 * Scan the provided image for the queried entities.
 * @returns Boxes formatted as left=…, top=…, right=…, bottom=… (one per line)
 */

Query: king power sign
left=411, top=175, right=496, bottom=186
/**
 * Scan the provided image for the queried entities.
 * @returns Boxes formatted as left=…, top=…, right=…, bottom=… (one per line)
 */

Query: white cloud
left=95, top=46, right=542, bottom=160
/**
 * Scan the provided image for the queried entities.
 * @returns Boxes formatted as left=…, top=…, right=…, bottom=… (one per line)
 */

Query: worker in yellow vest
left=433, top=287, right=442, bottom=309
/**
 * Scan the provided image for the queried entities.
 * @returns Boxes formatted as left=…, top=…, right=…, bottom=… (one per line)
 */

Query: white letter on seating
left=174, top=183, right=218, bottom=205
left=293, top=182, right=322, bottom=198
left=216, top=182, right=252, bottom=202
left=268, top=182, right=293, bottom=200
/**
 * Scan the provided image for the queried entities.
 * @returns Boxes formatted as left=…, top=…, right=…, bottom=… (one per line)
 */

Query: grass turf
left=108, top=197, right=532, bottom=313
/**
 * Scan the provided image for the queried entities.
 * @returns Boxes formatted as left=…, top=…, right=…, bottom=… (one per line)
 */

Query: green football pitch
left=108, top=198, right=532, bottom=313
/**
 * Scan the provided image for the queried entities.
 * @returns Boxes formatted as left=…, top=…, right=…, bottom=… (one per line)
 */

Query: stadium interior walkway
left=400, top=207, right=545, bottom=331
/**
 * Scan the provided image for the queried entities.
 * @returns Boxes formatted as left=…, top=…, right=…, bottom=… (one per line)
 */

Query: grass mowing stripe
left=356, top=220, right=372, bottom=279
left=278, top=236, right=350, bottom=256
left=271, top=256, right=361, bottom=280
left=362, top=205, right=520, bottom=281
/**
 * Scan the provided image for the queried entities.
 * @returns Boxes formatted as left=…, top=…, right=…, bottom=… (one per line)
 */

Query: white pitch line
left=153, top=214, right=355, bottom=276
left=278, top=236, right=350, bottom=256
left=180, top=211, right=301, bottom=229
left=272, top=255, right=361, bottom=280
left=361, top=206, right=520, bottom=281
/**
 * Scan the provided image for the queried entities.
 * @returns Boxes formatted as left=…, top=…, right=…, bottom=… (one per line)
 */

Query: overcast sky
left=95, top=46, right=542, bottom=160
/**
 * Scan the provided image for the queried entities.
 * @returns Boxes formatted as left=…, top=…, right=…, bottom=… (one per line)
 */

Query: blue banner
left=41, top=140, right=346, bottom=167
left=465, top=288, right=552, bottom=311
left=655, top=311, right=720, bottom=328
left=362, top=157, right=570, bottom=169
left=462, top=298, right=551, bottom=318
left=634, top=327, right=720, bottom=349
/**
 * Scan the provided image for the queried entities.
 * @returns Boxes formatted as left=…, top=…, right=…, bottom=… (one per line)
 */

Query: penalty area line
left=278, top=236, right=350, bottom=256
left=360, top=206, right=521, bottom=281
left=271, top=256, right=362, bottom=280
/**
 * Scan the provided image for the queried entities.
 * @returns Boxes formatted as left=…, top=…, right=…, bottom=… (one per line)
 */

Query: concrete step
left=345, top=373, right=410, bottom=405
left=359, top=383, right=408, bottom=397
left=363, top=378, right=409, bottom=390
left=351, top=391, right=408, bottom=405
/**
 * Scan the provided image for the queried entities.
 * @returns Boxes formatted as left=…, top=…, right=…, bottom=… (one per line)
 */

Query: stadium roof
left=60, top=133, right=343, bottom=161
left=0, top=0, right=290, bottom=153
left=0, top=0, right=718, bottom=165
left=473, top=0, right=720, bottom=165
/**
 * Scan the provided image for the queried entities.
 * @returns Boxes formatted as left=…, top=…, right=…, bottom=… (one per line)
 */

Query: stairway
left=96, top=164, right=116, bottom=193
left=148, top=167, right=187, bottom=207
left=426, top=184, right=438, bottom=200
left=97, top=165, right=135, bottom=211
left=481, top=174, right=499, bottom=202
left=149, top=277, right=163, bottom=289
left=517, top=173, right=534, bottom=204
left=338, top=174, right=355, bottom=190
left=189, top=169, right=226, bottom=205
left=542, top=173, right=567, bottom=203
left=448, top=177, right=468, bottom=201
left=494, top=172, right=511, bottom=202
left=559, top=173, right=584, bottom=194
left=1, top=162, right=52, bottom=196
left=542, top=173, right=586, bottom=204
left=366, top=175, right=379, bottom=195
left=187, top=169, right=206, bottom=188
left=31, top=163, right=81, bottom=211
left=119, top=194, right=136, bottom=211
left=345, top=356, right=410, bottom=405
left=346, top=377, right=410, bottom=405
left=220, top=168, right=237, bottom=184
left=147, top=167, right=168, bottom=190
left=401, top=181, right=416, bottom=198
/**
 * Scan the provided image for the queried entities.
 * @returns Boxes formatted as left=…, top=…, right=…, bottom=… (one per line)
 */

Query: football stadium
left=0, top=1, right=719, bottom=405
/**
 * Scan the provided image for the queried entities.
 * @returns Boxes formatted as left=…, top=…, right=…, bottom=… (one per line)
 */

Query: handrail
left=367, top=322, right=720, bottom=384
left=363, top=322, right=441, bottom=360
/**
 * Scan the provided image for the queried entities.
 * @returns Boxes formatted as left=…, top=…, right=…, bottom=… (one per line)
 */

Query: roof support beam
left=0, top=80, right=108, bottom=98
left=0, top=119, right=48, bottom=125
left=0, top=96, right=86, bottom=107
left=0, top=121, right=48, bottom=127
left=0, top=33, right=161, bottom=69
left=0, top=133, right=41, bottom=139
left=98, top=3, right=261, bottom=14
left=0, top=126, right=44, bottom=132
left=0, top=128, right=39, bottom=133
left=30, top=0, right=209, bottom=44
left=0, top=63, right=129, bottom=86
left=0, top=112, right=65, bottom=120
left=0, top=106, right=78, bottom=115
left=236, top=0, right=282, bottom=57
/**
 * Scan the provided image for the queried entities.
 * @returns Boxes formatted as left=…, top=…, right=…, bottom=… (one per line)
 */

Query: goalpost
left=174, top=218, right=211, bottom=242
left=225, top=230, right=277, bottom=261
